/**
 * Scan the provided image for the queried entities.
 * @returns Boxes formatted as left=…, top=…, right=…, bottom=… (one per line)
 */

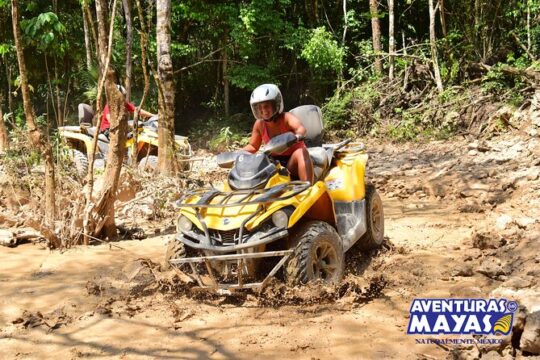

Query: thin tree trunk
left=439, top=0, right=447, bottom=38
left=85, top=6, right=99, bottom=61
left=402, top=32, right=409, bottom=92
left=342, top=0, right=348, bottom=45
left=222, top=33, right=230, bottom=117
left=527, top=0, right=531, bottom=51
left=132, top=0, right=151, bottom=165
left=11, top=0, right=56, bottom=226
left=429, top=0, right=444, bottom=93
left=54, top=58, right=63, bottom=127
left=388, top=0, right=395, bottom=80
left=6, top=63, right=13, bottom=112
left=82, top=3, right=92, bottom=70
left=369, top=0, right=382, bottom=75
left=44, top=56, right=58, bottom=127
left=123, top=0, right=133, bottom=101
left=95, top=0, right=109, bottom=80
left=0, top=96, right=9, bottom=153
left=156, top=0, right=177, bottom=175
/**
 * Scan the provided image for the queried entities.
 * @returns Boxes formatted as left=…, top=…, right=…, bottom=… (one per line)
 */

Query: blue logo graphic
left=407, top=299, right=517, bottom=335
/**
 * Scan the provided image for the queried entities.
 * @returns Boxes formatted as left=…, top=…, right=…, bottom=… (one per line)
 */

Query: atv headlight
left=177, top=215, right=192, bottom=232
left=271, top=210, right=289, bottom=228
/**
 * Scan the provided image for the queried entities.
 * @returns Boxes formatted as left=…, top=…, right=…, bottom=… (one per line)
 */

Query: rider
left=243, top=84, right=314, bottom=183
left=100, top=85, right=156, bottom=135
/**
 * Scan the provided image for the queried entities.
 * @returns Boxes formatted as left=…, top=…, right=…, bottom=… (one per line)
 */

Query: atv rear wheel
left=138, top=155, right=158, bottom=171
left=358, top=184, right=384, bottom=250
left=163, top=239, right=187, bottom=271
left=285, top=221, right=344, bottom=286
left=69, top=149, right=88, bottom=178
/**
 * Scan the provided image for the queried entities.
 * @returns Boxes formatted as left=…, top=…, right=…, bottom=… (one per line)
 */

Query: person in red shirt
left=100, top=85, right=156, bottom=132
left=243, top=84, right=314, bottom=183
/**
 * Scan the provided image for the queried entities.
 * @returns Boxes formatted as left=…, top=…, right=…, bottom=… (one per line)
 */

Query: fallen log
left=0, top=229, right=16, bottom=247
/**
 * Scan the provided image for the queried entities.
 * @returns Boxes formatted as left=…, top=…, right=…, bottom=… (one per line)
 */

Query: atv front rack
left=170, top=250, right=293, bottom=294
left=176, top=181, right=311, bottom=208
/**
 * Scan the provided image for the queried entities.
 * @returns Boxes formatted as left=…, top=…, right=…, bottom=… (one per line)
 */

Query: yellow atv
left=58, top=103, right=192, bottom=176
left=168, top=105, right=384, bottom=293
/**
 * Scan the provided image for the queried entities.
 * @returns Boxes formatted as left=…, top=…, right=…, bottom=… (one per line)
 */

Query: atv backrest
left=289, top=105, right=323, bottom=147
left=78, top=103, right=94, bottom=126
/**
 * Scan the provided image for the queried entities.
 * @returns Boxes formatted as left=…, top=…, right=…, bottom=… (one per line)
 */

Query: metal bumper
left=170, top=250, right=293, bottom=294
left=176, top=228, right=288, bottom=253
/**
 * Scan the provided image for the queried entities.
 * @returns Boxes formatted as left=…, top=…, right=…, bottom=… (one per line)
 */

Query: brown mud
left=1, top=130, right=539, bottom=359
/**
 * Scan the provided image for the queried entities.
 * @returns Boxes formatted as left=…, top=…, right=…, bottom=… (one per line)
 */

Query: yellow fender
left=58, top=129, right=95, bottom=154
left=248, top=181, right=336, bottom=229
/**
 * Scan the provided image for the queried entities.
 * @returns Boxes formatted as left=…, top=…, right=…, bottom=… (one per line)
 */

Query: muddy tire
left=69, top=149, right=88, bottom=178
left=138, top=155, right=158, bottom=171
left=163, top=239, right=187, bottom=271
left=358, top=185, right=384, bottom=250
left=285, top=221, right=344, bottom=286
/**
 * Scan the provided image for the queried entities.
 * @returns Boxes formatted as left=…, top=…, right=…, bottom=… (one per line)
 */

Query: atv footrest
left=170, top=250, right=293, bottom=293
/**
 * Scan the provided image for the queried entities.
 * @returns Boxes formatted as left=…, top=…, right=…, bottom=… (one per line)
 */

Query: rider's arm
left=284, top=112, right=306, bottom=139
left=243, top=120, right=263, bottom=153
left=138, top=108, right=156, bottom=118
left=126, top=102, right=156, bottom=118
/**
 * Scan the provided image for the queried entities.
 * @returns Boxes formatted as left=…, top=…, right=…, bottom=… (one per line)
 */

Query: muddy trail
left=1, top=132, right=539, bottom=359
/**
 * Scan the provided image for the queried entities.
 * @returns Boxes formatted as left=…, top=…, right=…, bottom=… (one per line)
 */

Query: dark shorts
left=273, top=155, right=290, bottom=168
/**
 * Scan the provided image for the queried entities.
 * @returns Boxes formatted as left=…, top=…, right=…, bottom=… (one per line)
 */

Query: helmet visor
left=251, top=100, right=277, bottom=121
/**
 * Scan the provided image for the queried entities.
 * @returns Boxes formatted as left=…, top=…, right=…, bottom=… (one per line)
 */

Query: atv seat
left=78, top=103, right=94, bottom=127
left=289, top=105, right=330, bottom=181
left=86, top=127, right=110, bottom=143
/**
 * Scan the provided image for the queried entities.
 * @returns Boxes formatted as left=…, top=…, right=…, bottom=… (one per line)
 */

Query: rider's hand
left=295, top=134, right=304, bottom=142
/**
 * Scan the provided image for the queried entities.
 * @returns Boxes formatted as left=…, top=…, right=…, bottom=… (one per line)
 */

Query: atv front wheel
left=358, top=185, right=385, bottom=250
left=138, top=155, right=158, bottom=171
left=163, top=239, right=187, bottom=271
left=285, top=221, right=344, bottom=285
left=69, top=149, right=89, bottom=178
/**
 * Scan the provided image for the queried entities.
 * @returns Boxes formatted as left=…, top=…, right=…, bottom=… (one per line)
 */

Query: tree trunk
left=222, top=34, right=229, bottom=117
left=123, top=0, right=133, bottom=101
left=85, top=6, right=99, bottom=62
left=369, top=0, right=382, bottom=75
left=0, top=97, right=9, bottom=153
left=342, top=0, right=348, bottom=45
left=11, top=0, right=56, bottom=225
left=95, top=71, right=127, bottom=239
left=156, top=0, right=177, bottom=175
left=44, top=57, right=58, bottom=127
left=93, top=0, right=110, bottom=126
left=6, top=63, right=13, bottom=112
left=132, top=0, right=151, bottom=165
left=439, top=0, right=447, bottom=38
left=388, top=0, right=395, bottom=80
left=54, top=58, right=63, bottom=127
left=86, top=0, right=125, bottom=240
left=82, top=3, right=93, bottom=70
left=429, top=0, right=444, bottom=93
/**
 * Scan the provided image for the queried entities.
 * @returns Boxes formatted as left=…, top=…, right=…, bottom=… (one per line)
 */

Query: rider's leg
left=287, top=147, right=314, bottom=183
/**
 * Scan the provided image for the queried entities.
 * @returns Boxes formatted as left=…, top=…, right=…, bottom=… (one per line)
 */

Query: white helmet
left=250, top=84, right=284, bottom=121
left=116, top=84, right=127, bottom=96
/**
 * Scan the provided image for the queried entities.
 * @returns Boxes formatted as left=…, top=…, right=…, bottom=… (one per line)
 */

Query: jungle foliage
left=1, top=0, right=540, bottom=147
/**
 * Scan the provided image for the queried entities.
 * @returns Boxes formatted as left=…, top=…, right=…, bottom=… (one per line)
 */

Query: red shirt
left=100, top=102, right=136, bottom=131
left=261, top=114, right=306, bottom=156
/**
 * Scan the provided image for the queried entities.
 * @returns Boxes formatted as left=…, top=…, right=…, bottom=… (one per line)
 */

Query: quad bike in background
left=166, top=105, right=384, bottom=293
left=58, top=103, right=192, bottom=177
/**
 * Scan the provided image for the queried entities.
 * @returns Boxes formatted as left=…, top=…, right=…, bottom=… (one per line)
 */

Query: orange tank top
left=261, top=114, right=306, bottom=156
